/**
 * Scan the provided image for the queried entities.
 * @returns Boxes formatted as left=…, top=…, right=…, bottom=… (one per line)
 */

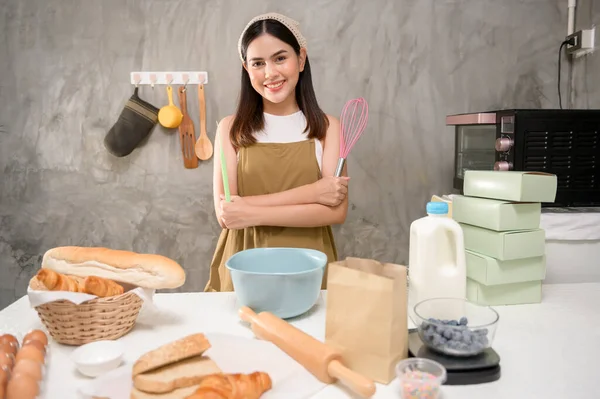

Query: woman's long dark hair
left=230, top=19, right=329, bottom=150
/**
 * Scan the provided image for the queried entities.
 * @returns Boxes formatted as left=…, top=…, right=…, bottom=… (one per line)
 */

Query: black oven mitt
left=104, top=87, right=160, bottom=157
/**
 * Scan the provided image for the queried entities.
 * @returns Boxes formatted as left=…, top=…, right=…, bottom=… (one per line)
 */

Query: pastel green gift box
left=463, top=171, right=557, bottom=203
left=460, top=223, right=545, bottom=261
left=452, top=195, right=541, bottom=231
left=467, top=278, right=542, bottom=305
left=466, top=250, right=546, bottom=285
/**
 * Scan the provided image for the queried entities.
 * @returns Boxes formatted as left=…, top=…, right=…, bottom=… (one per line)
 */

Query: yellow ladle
left=158, top=86, right=183, bottom=129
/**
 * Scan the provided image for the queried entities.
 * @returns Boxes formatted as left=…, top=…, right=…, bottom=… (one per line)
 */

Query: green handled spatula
left=217, top=120, right=231, bottom=202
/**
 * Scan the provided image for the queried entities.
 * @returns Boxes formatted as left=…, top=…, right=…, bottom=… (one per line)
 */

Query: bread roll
left=41, top=246, right=186, bottom=289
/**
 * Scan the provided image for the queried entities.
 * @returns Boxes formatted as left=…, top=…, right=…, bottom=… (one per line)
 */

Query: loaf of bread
left=185, top=372, right=272, bottom=399
left=132, top=333, right=215, bottom=395
left=131, top=334, right=272, bottom=398
left=41, top=246, right=186, bottom=289
left=133, top=356, right=221, bottom=394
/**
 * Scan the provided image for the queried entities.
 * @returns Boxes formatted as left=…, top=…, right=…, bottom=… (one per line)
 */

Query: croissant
left=82, top=276, right=124, bottom=297
left=36, top=269, right=81, bottom=292
left=185, top=372, right=272, bottom=399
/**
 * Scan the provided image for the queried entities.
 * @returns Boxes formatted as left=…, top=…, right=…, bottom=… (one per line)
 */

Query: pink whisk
left=335, top=97, right=369, bottom=177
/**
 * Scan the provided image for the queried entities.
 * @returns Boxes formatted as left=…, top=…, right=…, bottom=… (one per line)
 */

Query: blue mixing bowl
left=225, top=247, right=327, bottom=319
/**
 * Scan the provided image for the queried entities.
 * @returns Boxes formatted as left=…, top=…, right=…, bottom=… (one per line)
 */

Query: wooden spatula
left=195, top=84, right=213, bottom=160
left=177, top=87, right=198, bottom=169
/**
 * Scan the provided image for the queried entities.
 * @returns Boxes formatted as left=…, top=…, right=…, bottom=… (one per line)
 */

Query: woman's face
left=244, top=34, right=306, bottom=106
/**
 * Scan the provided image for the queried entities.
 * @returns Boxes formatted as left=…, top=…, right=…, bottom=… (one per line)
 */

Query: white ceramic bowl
left=71, top=340, right=125, bottom=378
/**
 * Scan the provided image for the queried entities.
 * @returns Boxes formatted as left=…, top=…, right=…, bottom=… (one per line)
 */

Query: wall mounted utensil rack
left=130, top=71, right=209, bottom=87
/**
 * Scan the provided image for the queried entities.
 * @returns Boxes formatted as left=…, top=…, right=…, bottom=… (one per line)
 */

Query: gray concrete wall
left=572, top=0, right=599, bottom=108
left=1, top=0, right=597, bottom=308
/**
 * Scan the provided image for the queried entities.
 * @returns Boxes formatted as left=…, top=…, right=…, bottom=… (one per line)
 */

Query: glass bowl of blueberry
left=412, top=297, right=499, bottom=357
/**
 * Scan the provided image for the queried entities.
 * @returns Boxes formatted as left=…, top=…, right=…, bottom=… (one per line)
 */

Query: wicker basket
left=30, top=276, right=143, bottom=346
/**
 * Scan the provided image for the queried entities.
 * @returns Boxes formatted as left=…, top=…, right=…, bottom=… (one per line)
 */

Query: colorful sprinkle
left=400, top=370, right=440, bottom=399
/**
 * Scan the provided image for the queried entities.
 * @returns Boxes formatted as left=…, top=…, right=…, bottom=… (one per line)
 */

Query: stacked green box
left=453, top=171, right=558, bottom=306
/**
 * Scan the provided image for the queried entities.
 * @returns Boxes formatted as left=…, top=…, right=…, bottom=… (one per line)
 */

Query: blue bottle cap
left=426, top=201, right=448, bottom=215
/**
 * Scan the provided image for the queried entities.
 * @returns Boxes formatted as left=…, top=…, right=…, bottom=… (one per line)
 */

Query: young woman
left=204, top=12, right=350, bottom=292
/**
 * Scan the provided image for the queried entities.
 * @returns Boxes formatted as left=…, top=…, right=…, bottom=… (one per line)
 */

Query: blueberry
left=457, top=342, right=468, bottom=351
left=432, top=335, right=443, bottom=346
left=462, top=331, right=472, bottom=344
left=439, top=336, right=448, bottom=344
left=443, top=329, right=453, bottom=340
left=447, top=340, right=459, bottom=350
left=452, top=331, right=462, bottom=341
left=459, top=317, right=468, bottom=326
left=475, top=328, right=488, bottom=336
left=448, top=320, right=459, bottom=326
left=472, top=342, right=484, bottom=352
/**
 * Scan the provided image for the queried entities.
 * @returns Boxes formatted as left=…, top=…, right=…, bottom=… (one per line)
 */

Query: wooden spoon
left=195, top=84, right=214, bottom=160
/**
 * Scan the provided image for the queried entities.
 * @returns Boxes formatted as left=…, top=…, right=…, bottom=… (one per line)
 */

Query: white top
left=251, top=110, right=324, bottom=171
left=2, top=283, right=599, bottom=398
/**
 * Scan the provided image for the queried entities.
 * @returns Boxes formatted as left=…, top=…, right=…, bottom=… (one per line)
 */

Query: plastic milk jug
left=408, top=201, right=467, bottom=307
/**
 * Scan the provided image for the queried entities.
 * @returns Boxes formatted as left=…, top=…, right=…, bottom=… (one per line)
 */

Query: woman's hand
left=219, top=196, right=259, bottom=230
left=313, top=176, right=350, bottom=207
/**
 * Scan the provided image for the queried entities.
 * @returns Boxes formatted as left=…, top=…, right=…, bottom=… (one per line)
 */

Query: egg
left=0, top=342, right=17, bottom=357
left=13, top=359, right=43, bottom=381
left=15, top=345, right=45, bottom=365
left=6, top=372, right=39, bottom=399
left=22, top=340, right=46, bottom=356
left=23, top=330, right=48, bottom=347
left=0, top=352, right=14, bottom=370
left=0, top=335, right=19, bottom=351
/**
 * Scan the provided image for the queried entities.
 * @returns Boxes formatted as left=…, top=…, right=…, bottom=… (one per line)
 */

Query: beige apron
left=204, top=139, right=338, bottom=292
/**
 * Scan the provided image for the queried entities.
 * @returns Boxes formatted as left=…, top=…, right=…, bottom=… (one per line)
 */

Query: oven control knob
left=495, top=137, right=513, bottom=152
left=494, top=161, right=512, bottom=171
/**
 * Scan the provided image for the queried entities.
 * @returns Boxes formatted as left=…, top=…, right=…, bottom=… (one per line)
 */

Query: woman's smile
left=265, top=80, right=285, bottom=91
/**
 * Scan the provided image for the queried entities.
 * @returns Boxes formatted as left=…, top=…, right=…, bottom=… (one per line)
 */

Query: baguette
left=42, top=246, right=186, bottom=289
left=133, top=333, right=211, bottom=376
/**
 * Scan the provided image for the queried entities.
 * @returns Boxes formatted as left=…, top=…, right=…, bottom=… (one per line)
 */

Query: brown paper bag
left=325, top=257, right=408, bottom=384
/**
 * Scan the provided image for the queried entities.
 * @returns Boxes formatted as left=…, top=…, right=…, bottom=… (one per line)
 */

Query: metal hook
left=181, top=73, right=189, bottom=92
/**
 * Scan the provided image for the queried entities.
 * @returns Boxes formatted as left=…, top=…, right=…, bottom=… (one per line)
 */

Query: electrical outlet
left=566, top=27, right=596, bottom=58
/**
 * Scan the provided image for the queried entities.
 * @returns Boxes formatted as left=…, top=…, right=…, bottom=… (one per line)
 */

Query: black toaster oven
left=446, top=109, right=600, bottom=207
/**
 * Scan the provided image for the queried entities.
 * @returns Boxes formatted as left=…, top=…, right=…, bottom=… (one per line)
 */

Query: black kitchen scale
left=408, top=330, right=501, bottom=385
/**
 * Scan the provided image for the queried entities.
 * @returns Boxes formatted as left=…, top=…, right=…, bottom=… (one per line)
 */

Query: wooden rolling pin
left=239, top=306, right=376, bottom=398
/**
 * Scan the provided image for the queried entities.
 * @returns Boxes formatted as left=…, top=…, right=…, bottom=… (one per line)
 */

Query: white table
left=1, top=284, right=599, bottom=399
left=541, top=208, right=600, bottom=284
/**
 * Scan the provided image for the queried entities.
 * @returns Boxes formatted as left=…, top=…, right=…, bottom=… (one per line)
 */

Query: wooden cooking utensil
left=177, top=86, right=198, bottom=169
left=195, top=83, right=213, bottom=160
left=239, top=306, right=376, bottom=398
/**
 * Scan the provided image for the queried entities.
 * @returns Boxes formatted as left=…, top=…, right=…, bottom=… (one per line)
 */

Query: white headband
left=237, top=12, right=307, bottom=63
